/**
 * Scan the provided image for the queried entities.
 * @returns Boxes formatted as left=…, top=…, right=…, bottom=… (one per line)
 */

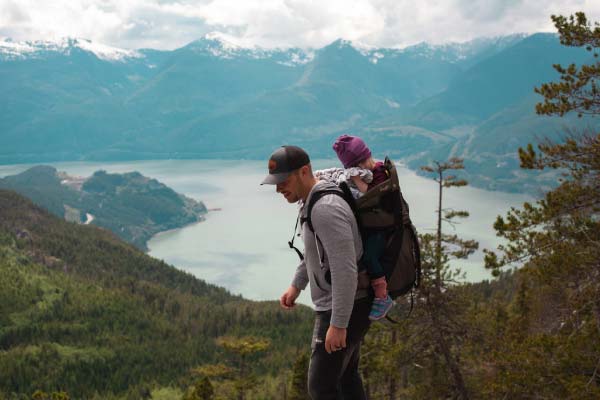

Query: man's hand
left=325, top=325, right=347, bottom=354
left=280, top=286, right=300, bottom=309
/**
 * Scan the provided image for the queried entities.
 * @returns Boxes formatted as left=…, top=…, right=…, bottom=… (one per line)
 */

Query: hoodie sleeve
left=311, top=196, right=358, bottom=328
left=291, top=259, right=309, bottom=290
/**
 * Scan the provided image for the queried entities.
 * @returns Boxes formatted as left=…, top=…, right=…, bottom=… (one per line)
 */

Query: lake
left=0, top=159, right=531, bottom=305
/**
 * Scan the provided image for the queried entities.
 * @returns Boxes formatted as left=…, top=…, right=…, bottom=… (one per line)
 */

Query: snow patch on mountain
left=193, top=31, right=245, bottom=58
left=203, top=31, right=243, bottom=50
left=276, top=49, right=314, bottom=66
left=396, top=33, right=529, bottom=63
left=0, top=39, right=40, bottom=59
left=369, top=51, right=385, bottom=64
left=188, top=32, right=314, bottom=66
left=74, top=39, right=142, bottom=61
left=347, top=40, right=375, bottom=55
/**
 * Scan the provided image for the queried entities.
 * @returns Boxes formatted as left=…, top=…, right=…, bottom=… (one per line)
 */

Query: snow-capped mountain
left=0, top=33, right=528, bottom=66
left=346, top=33, right=530, bottom=68
left=183, top=32, right=314, bottom=66
left=0, top=37, right=143, bottom=62
left=281, top=34, right=530, bottom=69
left=1, top=32, right=593, bottom=192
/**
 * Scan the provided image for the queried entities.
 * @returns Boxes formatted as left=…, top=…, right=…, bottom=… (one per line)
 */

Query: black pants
left=308, top=298, right=372, bottom=400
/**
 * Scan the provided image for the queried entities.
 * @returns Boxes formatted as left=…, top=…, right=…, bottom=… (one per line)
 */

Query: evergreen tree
left=484, top=11, right=600, bottom=398
left=535, top=12, right=600, bottom=117
left=417, top=158, right=478, bottom=400
left=193, top=336, right=270, bottom=400
left=31, top=391, right=70, bottom=400
left=288, top=353, right=309, bottom=400
left=360, top=322, right=409, bottom=400
left=363, top=159, right=479, bottom=400
left=183, top=376, right=214, bottom=400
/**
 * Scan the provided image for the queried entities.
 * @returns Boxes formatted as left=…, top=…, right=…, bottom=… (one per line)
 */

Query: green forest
left=1, top=12, right=599, bottom=400
left=0, top=190, right=313, bottom=399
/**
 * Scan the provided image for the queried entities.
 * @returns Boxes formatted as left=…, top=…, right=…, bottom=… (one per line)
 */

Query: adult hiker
left=261, top=145, right=371, bottom=400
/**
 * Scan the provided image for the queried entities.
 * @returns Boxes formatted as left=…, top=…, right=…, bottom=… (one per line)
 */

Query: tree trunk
left=429, top=306, right=469, bottom=400
left=364, top=367, right=371, bottom=399
left=238, top=355, right=246, bottom=400
left=401, top=366, right=408, bottom=389
left=388, top=330, right=398, bottom=400
left=388, top=376, right=396, bottom=400
left=436, top=168, right=443, bottom=289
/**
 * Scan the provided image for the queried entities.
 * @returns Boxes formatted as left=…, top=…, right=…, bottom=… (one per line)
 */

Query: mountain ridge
left=2, top=32, right=596, bottom=192
left=0, top=33, right=534, bottom=63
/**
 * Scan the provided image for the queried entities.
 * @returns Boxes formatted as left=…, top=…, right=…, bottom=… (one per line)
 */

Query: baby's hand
left=351, top=175, right=369, bottom=193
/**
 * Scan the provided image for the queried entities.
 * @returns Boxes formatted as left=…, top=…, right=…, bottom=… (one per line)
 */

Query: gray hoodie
left=291, top=181, right=366, bottom=328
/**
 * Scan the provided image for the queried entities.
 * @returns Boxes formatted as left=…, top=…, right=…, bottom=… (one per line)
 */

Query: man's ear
left=300, top=165, right=309, bottom=177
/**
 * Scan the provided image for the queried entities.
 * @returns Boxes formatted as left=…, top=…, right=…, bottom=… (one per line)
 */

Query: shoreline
left=0, top=158, right=537, bottom=196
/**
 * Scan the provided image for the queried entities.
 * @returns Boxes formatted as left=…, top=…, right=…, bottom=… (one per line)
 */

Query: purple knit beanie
left=333, top=134, right=371, bottom=168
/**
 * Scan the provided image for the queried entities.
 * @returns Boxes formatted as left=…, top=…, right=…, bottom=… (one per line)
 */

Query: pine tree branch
left=587, top=357, right=600, bottom=388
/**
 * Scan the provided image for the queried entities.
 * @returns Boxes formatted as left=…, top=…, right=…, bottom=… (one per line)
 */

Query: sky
left=1, top=0, right=600, bottom=50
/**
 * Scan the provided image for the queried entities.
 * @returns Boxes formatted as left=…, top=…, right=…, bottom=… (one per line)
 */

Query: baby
left=317, top=134, right=394, bottom=320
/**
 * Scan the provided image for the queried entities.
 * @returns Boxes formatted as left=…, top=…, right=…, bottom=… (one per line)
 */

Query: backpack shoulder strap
left=288, top=187, right=347, bottom=263
left=302, top=186, right=358, bottom=277
left=302, top=188, right=345, bottom=232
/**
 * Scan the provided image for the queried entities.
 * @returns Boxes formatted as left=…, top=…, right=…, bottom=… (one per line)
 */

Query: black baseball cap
left=261, top=145, right=310, bottom=185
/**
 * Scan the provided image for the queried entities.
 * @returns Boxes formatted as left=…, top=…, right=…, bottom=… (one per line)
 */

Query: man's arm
left=280, top=259, right=308, bottom=309
left=311, top=197, right=359, bottom=328
left=280, top=285, right=301, bottom=309
left=291, top=258, right=309, bottom=291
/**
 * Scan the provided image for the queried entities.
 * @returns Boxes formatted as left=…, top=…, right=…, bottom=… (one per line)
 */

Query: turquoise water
left=0, top=159, right=531, bottom=304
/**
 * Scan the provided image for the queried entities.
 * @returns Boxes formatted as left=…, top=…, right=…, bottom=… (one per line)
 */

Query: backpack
left=288, top=157, right=421, bottom=299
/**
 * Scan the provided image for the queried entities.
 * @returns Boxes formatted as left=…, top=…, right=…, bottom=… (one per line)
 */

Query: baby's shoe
left=369, top=295, right=393, bottom=321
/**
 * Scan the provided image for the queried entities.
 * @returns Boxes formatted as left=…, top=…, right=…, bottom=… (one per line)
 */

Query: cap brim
left=261, top=171, right=291, bottom=185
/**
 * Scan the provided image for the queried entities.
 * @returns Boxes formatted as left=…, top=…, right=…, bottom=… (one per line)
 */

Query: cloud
left=0, top=0, right=29, bottom=24
left=0, top=0, right=599, bottom=50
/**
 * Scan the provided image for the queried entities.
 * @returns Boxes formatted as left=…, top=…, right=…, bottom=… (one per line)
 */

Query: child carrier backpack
left=288, top=157, right=421, bottom=299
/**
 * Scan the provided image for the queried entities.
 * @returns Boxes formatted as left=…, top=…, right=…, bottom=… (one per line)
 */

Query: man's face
left=276, top=170, right=301, bottom=203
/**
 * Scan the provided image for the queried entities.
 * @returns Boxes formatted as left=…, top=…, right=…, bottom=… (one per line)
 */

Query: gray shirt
left=291, top=181, right=365, bottom=328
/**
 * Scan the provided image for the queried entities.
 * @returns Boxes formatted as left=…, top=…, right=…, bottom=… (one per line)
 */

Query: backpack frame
left=289, top=157, right=421, bottom=299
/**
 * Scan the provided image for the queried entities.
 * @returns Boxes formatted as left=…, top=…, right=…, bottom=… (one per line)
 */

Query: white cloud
left=0, top=0, right=599, bottom=50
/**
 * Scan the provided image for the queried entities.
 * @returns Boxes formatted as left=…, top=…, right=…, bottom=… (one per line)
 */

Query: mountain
left=409, top=33, right=593, bottom=130
left=0, top=38, right=162, bottom=162
left=0, top=189, right=313, bottom=398
left=0, top=166, right=207, bottom=249
left=0, top=37, right=142, bottom=62
left=1, top=33, right=597, bottom=191
left=401, top=34, right=529, bottom=69
left=405, top=33, right=598, bottom=191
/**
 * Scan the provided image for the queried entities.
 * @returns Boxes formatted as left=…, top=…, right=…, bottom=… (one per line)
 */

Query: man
left=261, top=145, right=371, bottom=400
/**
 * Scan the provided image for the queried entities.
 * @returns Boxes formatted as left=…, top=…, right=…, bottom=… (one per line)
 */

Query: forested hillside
left=0, top=166, right=207, bottom=250
left=0, top=190, right=313, bottom=399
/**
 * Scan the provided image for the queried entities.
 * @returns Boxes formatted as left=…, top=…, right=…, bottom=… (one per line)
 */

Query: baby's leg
left=365, top=232, right=394, bottom=321
left=364, top=232, right=386, bottom=298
